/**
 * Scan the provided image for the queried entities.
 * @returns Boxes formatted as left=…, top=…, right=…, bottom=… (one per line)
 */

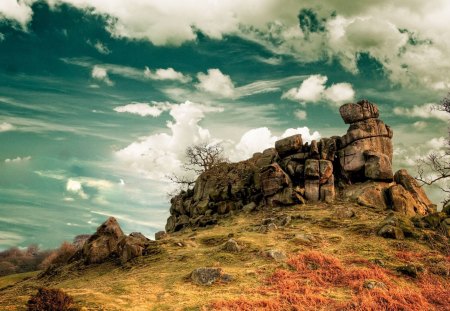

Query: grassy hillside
left=0, top=202, right=449, bottom=310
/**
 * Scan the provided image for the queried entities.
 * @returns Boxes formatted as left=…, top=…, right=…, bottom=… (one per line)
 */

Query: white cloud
left=427, top=137, right=448, bottom=150
left=0, top=122, right=14, bottom=132
left=0, top=0, right=34, bottom=29
left=116, top=100, right=320, bottom=180
left=196, top=69, right=235, bottom=98
left=229, top=126, right=320, bottom=161
left=114, top=102, right=171, bottom=117
left=283, top=75, right=327, bottom=102
left=66, top=179, right=88, bottom=199
left=5, top=156, right=31, bottom=163
left=282, top=74, right=354, bottom=105
left=393, top=103, right=449, bottom=121
left=91, top=65, right=113, bottom=86
left=294, top=110, right=307, bottom=120
left=323, top=83, right=355, bottom=105
left=90, top=40, right=111, bottom=54
left=116, top=101, right=223, bottom=180
left=144, top=67, right=191, bottom=83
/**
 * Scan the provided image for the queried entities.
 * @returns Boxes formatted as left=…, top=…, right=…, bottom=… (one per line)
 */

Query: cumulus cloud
left=91, top=65, right=113, bottom=86
left=4, top=1, right=450, bottom=88
left=114, top=102, right=171, bottom=117
left=229, top=126, right=320, bottom=161
left=65, top=177, right=113, bottom=200
left=0, top=0, right=34, bottom=29
left=144, top=67, right=191, bottom=83
left=4, top=156, right=31, bottom=163
left=393, top=103, right=449, bottom=121
left=282, top=74, right=354, bottom=105
left=0, top=122, right=14, bottom=132
left=196, top=69, right=235, bottom=98
left=116, top=100, right=320, bottom=180
left=66, top=179, right=88, bottom=199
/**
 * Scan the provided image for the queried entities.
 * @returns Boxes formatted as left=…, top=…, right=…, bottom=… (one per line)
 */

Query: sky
left=0, top=0, right=449, bottom=250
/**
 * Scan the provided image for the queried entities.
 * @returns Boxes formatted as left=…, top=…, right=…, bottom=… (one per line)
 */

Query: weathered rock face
left=82, top=217, right=124, bottom=264
left=165, top=99, right=435, bottom=233
left=81, top=217, right=160, bottom=264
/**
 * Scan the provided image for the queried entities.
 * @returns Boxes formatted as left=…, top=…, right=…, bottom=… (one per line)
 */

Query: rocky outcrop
left=165, top=99, right=436, bottom=233
left=81, top=217, right=160, bottom=264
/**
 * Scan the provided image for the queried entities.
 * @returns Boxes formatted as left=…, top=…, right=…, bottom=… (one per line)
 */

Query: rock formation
left=165, top=100, right=436, bottom=233
left=81, top=217, right=160, bottom=264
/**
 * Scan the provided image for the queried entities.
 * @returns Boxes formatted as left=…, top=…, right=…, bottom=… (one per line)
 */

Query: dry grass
left=0, top=202, right=449, bottom=310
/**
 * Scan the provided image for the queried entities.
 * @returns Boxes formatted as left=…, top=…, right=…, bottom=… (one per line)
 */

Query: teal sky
left=0, top=1, right=449, bottom=250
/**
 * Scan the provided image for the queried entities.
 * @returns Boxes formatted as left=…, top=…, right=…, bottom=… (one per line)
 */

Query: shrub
left=39, top=242, right=77, bottom=270
left=27, top=288, right=77, bottom=311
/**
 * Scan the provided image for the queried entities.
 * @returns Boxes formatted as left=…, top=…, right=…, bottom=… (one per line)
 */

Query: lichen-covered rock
left=275, top=134, right=303, bottom=158
left=378, top=225, right=405, bottom=239
left=339, top=99, right=379, bottom=124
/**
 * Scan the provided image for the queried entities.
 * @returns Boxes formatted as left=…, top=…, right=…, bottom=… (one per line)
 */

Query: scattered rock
left=155, top=231, right=168, bottom=240
left=264, top=249, right=287, bottom=262
left=191, top=267, right=226, bottom=286
left=378, top=225, right=404, bottom=240
left=333, top=207, right=355, bottom=219
left=222, top=239, right=241, bottom=253
left=363, top=280, right=387, bottom=290
left=396, top=265, right=420, bottom=278
left=242, top=202, right=257, bottom=213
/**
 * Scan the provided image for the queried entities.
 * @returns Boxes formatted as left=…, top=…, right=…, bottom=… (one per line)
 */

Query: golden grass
left=0, top=202, right=448, bottom=310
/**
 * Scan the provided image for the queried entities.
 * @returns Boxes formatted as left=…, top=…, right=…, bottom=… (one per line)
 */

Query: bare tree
left=416, top=93, right=450, bottom=205
left=167, top=142, right=227, bottom=193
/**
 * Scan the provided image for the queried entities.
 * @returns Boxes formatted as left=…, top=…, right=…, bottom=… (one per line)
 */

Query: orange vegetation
left=212, top=251, right=449, bottom=311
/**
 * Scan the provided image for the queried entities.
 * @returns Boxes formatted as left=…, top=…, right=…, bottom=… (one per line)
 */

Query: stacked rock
left=337, top=100, right=393, bottom=182
left=270, top=135, right=336, bottom=203
left=164, top=99, right=436, bottom=234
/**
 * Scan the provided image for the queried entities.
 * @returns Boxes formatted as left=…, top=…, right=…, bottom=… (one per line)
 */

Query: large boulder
left=338, top=136, right=393, bottom=174
left=387, top=184, right=429, bottom=216
left=275, top=134, right=303, bottom=158
left=261, top=163, right=291, bottom=197
left=339, top=99, right=379, bottom=124
left=394, top=169, right=436, bottom=213
left=340, top=119, right=392, bottom=148
left=364, top=151, right=393, bottom=181
left=82, top=217, right=124, bottom=264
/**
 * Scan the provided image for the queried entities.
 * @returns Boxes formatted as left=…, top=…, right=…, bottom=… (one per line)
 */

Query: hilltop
left=0, top=100, right=449, bottom=310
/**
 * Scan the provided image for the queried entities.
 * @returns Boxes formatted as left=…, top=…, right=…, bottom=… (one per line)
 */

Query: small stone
left=155, top=231, right=167, bottom=240
left=242, top=202, right=257, bottom=213
left=222, top=239, right=241, bottom=253
left=396, top=265, right=419, bottom=278
left=265, top=249, right=287, bottom=262
left=363, top=280, right=387, bottom=290
left=378, top=225, right=404, bottom=240
left=191, top=267, right=223, bottom=286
